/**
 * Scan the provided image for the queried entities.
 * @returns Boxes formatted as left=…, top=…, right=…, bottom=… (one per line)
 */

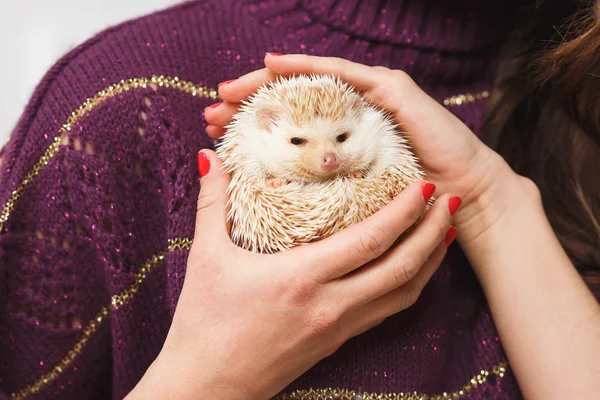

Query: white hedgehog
left=216, top=74, right=426, bottom=254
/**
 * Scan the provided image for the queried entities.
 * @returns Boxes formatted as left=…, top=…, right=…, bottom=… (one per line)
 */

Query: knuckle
left=359, top=226, right=391, bottom=259
left=268, top=275, right=291, bottom=302
left=521, top=177, right=542, bottom=202
left=373, top=65, right=391, bottom=73
left=404, top=201, right=421, bottom=222
left=288, top=275, right=319, bottom=305
left=391, top=69, right=414, bottom=87
left=368, top=87, right=388, bottom=106
left=390, top=253, right=419, bottom=285
left=373, top=66, right=394, bottom=82
left=370, top=70, right=414, bottom=105
left=375, top=77, right=400, bottom=99
left=402, top=289, right=421, bottom=310
left=307, top=306, right=341, bottom=336
left=268, top=261, right=320, bottom=305
left=196, top=190, right=219, bottom=212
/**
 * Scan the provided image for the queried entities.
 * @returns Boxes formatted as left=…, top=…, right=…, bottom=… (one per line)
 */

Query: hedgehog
left=215, top=74, right=426, bottom=254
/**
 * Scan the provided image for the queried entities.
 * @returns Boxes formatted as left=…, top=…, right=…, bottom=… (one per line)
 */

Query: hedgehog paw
left=266, top=178, right=285, bottom=188
left=347, top=171, right=363, bottom=179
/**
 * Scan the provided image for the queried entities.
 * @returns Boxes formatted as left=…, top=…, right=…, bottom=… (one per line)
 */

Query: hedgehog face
left=285, top=122, right=347, bottom=180
left=255, top=111, right=376, bottom=182
left=240, top=75, right=400, bottom=183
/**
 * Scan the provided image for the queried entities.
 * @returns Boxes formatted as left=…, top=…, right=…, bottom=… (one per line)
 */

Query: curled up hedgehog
left=216, top=75, right=426, bottom=254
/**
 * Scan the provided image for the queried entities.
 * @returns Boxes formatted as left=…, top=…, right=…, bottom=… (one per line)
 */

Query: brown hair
left=483, top=0, right=600, bottom=297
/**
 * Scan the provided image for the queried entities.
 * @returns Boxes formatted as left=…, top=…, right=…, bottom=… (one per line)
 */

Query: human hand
left=125, top=149, right=460, bottom=400
left=204, top=53, right=537, bottom=244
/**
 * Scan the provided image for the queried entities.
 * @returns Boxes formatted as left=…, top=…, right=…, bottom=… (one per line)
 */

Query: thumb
left=194, top=149, right=232, bottom=241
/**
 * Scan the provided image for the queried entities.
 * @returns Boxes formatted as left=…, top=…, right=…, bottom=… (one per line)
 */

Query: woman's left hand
left=204, top=53, right=536, bottom=244
left=205, top=54, right=600, bottom=400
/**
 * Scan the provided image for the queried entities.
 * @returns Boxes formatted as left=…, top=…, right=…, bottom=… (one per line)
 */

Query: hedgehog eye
left=290, top=137, right=306, bottom=145
left=336, top=133, right=349, bottom=143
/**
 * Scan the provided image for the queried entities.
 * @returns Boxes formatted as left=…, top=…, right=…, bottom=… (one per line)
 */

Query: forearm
left=457, top=162, right=600, bottom=399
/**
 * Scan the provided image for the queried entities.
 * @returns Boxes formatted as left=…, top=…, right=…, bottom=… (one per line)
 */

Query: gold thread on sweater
left=10, top=238, right=194, bottom=400
left=274, top=361, right=507, bottom=400
left=0, top=76, right=217, bottom=232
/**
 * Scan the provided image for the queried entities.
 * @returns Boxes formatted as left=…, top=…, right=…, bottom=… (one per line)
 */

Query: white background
left=0, top=0, right=181, bottom=146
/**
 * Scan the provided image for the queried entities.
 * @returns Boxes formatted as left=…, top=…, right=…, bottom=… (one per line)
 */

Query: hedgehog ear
left=256, top=107, right=280, bottom=133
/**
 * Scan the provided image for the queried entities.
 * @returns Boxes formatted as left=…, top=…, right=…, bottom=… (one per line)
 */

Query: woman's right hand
left=126, top=149, right=460, bottom=400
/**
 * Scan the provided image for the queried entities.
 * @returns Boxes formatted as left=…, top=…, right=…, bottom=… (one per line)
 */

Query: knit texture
left=0, top=0, right=522, bottom=398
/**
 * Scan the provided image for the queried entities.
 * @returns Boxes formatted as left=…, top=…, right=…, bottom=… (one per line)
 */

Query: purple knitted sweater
left=0, top=0, right=523, bottom=398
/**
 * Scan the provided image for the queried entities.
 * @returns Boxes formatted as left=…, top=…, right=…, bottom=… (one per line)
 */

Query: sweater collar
left=245, top=0, right=512, bottom=52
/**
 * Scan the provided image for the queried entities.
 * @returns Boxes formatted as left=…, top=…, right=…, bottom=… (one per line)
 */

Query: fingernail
left=218, top=79, right=235, bottom=88
left=197, top=151, right=210, bottom=177
left=421, top=182, right=436, bottom=203
left=445, top=226, right=457, bottom=247
left=206, top=102, right=222, bottom=110
left=448, top=196, right=462, bottom=216
left=266, top=52, right=283, bottom=57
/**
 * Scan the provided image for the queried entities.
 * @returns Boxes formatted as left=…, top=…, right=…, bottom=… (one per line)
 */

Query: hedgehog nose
left=322, top=152, right=340, bottom=172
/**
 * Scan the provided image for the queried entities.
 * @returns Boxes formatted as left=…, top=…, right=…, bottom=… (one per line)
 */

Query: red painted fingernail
left=218, top=79, right=235, bottom=87
left=445, top=226, right=457, bottom=247
left=197, top=151, right=210, bottom=178
left=421, top=182, right=436, bottom=203
left=207, top=102, right=222, bottom=110
left=448, top=196, right=462, bottom=216
left=266, top=52, right=283, bottom=57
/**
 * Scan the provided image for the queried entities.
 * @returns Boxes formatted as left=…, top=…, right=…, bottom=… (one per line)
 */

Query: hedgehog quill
left=216, top=75, right=426, bottom=254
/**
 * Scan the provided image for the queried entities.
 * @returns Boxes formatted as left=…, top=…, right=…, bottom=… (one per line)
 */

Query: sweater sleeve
left=0, top=76, right=116, bottom=397
left=0, top=28, right=157, bottom=400
left=0, top=53, right=215, bottom=400
left=0, top=1, right=223, bottom=397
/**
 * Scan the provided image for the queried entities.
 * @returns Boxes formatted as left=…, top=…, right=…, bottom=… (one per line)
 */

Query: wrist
left=124, top=356, right=194, bottom=400
left=125, top=352, right=227, bottom=400
left=126, top=341, right=257, bottom=400
left=453, top=149, right=542, bottom=246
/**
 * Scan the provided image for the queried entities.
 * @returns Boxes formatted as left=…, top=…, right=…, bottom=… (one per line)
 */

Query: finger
left=348, top=239, right=448, bottom=337
left=217, top=68, right=278, bottom=103
left=335, top=193, right=459, bottom=305
left=264, top=53, right=387, bottom=92
left=284, top=180, right=435, bottom=282
left=193, top=149, right=233, bottom=243
left=408, top=238, right=449, bottom=289
left=204, top=101, right=240, bottom=128
left=205, top=125, right=226, bottom=140
left=264, top=54, right=456, bottom=140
